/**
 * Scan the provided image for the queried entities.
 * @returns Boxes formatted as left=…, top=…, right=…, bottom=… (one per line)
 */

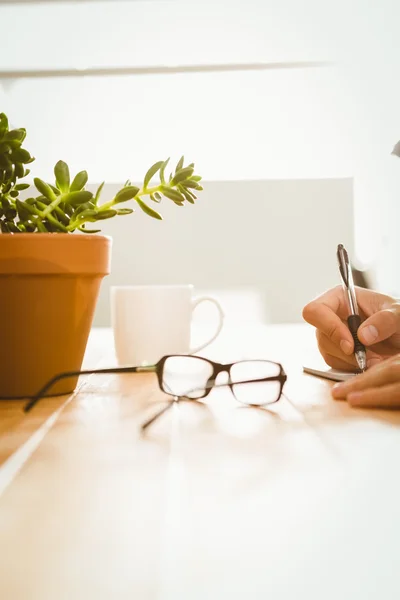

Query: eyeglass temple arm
left=23, top=365, right=156, bottom=413
left=141, top=400, right=177, bottom=431
left=141, top=373, right=287, bottom=431
left=141, top=396, right=208, bottom=432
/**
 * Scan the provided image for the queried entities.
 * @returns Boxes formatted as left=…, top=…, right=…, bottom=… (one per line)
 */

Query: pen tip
left=355, top=350, right=367, bottom=372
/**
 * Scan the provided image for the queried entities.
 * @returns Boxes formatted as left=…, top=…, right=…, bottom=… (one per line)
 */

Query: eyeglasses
left=24, top=355, right=287, bottom=419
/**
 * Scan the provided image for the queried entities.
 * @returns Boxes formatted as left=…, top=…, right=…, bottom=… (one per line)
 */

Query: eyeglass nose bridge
left=203, top=362, right=234, bottom=396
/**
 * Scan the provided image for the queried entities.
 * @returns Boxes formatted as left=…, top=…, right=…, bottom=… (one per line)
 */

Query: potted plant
left=0, top=112, right=203, bottom=399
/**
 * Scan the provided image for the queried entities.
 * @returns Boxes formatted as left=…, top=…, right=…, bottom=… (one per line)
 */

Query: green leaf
left=2, top=183, right=12, bottom=196
left=54, top=160, right=70, bottom=193
left=160, top=186, right=186, bottom=204
left=191, top=175, right=202, bottom=182
left=14, top=183, right=30, bottom=191
left=15, top=200, right=36, bottom=221
left=63, top=190, right=93, bottom=206
left=181, top=180, right=202, bottom=190
left=11, top=148, right=33, bottom=164
left=9, top=190, right=19, bottom=198
left=143, top=160, right=164, bottom=189
left=4, top=129, right=26, bottom=143
left=0, top=113, right=9, bottom=138
left=5, top=208, right=17, bottom=219
left=70, top=170, right=88, bottom=192
left=49, top=184, right=61, bottom=196
left=159, top=157, right=170, bottom=184
left=175, top=155, right=184, bottom=173
left=34, top=178, right=57, bottom=201
left=75, top=209, right=98, bottom=221
left=0, top=152, right=11, bottom=167
left=95, top=209, right=118, bottom=220
left=150, top=193, right=161, bottom=203
left=179, top=187, right=196, bottom=204
left=0, top=142, right=10, bottom=154
left=78, top=226, right=101, bottom=234
left=171, top=167, right=194, bottom=185
left=35, top=195, right=51, bottom=205
left=3, top=140, right=24, bottom=151
left=14, top=162, right=25, bottom=179
left=136, top=198, right=162, bottom=219
left=73, top=201, right=96, bottom=217
left=6, top=221, right=20, bottom=233
left=94, top=181, right=104, bottom=205
left=24, top=168, right=31, bottom=177
left=116, top=208, right=134, bottom=215
left=114, top=185, right=140, bottom=203
left=1, top=196, right=11, bottom=210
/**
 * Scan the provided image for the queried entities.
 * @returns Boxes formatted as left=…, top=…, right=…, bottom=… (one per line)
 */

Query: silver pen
left=336, top=244, right=367, bottom=371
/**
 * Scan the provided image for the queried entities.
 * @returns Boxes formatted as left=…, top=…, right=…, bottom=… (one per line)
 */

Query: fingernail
left=347, top=391, right=363, bottom=405
left=332, top=382, right=345, bottom=398
left=360, top=325, right=378, bottom=345
left=340, top=340, right=353, bottom=355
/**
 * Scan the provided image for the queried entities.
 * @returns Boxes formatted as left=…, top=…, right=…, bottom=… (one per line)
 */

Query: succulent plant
left=0, top=112, right=203, bottom=233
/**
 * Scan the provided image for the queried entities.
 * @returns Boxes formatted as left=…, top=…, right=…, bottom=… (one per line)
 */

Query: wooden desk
left=0, top=324, right=399, bottom=600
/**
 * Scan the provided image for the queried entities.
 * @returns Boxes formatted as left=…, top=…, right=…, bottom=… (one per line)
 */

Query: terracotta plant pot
left=0, top=234, right=111, bottom=399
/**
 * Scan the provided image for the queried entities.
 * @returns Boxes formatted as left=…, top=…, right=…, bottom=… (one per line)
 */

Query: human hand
left=302, top=287, right=400, bottom=371
left=331, top=354, right=400, bottom=408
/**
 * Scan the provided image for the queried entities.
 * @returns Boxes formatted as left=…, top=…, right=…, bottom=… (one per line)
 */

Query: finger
left=331, top=356, right=400, bottom=398
left=303, top=290, right=354, bottom=350
left=358, top=304, right=400, bottom=346
left=316, top=331, right=383, bottom=369
left=347, top=383, right=400, bottom=409
left=316, top=331, right=358, bottom=367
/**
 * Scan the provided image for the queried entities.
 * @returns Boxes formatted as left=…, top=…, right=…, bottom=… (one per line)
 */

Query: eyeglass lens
left=162, top=356, right=214, bottom=398
left=161, top=356, right=281, bottom=405
left=230, top=360, right=281, bottom=405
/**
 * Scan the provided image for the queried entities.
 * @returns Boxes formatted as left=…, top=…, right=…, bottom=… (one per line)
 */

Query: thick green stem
left=40, top=194, right=64, bottom=218
left=97, top=184, right=161, bottom=212
left=35, top=216, right=48, bottom=232
left=36, top=201, right=69, bottom=232
left=36, top=200, right=69, bottom=228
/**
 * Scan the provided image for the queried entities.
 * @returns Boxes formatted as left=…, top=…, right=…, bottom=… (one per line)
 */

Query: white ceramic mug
left=110, top=284, right=224, bottom=365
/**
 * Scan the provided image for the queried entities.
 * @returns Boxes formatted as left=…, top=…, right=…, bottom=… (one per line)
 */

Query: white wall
left=0, top=0, right=399, bottom=295
left=88, top=178, right=354, bottom=327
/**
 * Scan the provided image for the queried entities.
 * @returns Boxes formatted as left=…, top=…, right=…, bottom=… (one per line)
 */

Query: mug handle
left=189, top=296, right=224, bottom=354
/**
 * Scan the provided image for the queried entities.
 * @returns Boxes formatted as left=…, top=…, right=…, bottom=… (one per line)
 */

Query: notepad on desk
left=303, top=365, right=358, bottom=382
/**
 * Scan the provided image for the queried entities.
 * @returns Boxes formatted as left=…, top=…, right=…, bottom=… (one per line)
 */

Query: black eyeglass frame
left=157, top=355, right=288, bottom=405
left=23, top=355, right=287, bottom=413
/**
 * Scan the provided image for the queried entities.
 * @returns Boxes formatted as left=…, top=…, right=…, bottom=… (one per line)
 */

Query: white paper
left=303, top=366, right=358, bottom=382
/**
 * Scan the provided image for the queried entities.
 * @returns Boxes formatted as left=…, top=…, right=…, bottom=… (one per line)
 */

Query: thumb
left=358, top=306, right=400, bottom=346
